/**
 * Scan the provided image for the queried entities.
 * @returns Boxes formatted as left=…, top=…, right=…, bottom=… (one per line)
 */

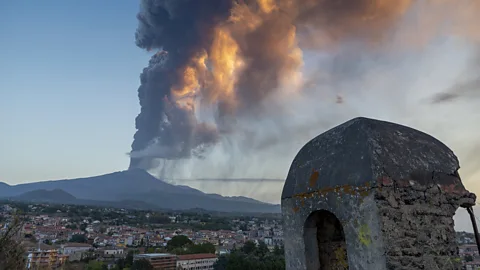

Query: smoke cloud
left=129, top=0, right=480, bottom=204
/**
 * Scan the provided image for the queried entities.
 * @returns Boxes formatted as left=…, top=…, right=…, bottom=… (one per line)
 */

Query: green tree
left=86, top=260, right=107, bottom=270
left=69, top=234, right=87, bottom=243
left=166, top=235, right=193, bottom=250
left=213, top=241, right=285, bottom=270
left=66, top=224, right=78, bottom=230
left=125, top=250, right=135, bottom=266
left=188, top=243, right=216, bottom=254
left=115, top=258, right=127, bottom=269
left=241, top=241, right=257, bottom=254
left=273, top=245, right=284, bottom=256
left=256, top=241, right=269, bottom=257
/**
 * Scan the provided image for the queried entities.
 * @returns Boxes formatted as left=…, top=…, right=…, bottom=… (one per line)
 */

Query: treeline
left=3, top=201, right=238, bottom=231
left=214, top=241, right=285, bottom=270
left=164, top=235, right=216, bottom=255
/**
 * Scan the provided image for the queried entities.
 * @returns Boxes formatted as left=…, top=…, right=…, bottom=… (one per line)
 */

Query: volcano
left=0, top=169, right=280, bottom=213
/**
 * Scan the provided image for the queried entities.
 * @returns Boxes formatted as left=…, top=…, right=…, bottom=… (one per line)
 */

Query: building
left=465, top=261, right=480, bottom=270
left=177, top=253, right=217, bottom=270
left=60, top=242, right=92, bottom=255
left=103, top=248, right=124, bottom=257
left=134, top=253, right=177, bottom=269
left=459, top=244, right=480, bottom=257
left=27, top=250, right=68, bottom=269
left=281, top=117, right=477, bottom=270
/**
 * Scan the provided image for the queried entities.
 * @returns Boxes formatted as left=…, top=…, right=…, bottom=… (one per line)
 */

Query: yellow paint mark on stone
left=358, top=224, right=371, bottom=246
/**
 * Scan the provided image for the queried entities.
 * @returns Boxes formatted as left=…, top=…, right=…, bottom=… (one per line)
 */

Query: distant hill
left=14, top=189, right=76, bottom=202
left=9, top=188, right=164, bottom=210
left=0, top=169, right=280, bottom=213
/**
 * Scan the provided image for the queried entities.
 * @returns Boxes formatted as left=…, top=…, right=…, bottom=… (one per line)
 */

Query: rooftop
left=282, top=117, right=463, bottom=199
left=177, top=253, right=217, bottom=260
left=135, top=253, right=175, bottom=258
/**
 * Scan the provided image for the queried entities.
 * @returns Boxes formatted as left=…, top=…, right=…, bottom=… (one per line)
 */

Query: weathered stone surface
left=282, top=117, right=464, bottom=200
left=281, top=117, right=476, bottom=270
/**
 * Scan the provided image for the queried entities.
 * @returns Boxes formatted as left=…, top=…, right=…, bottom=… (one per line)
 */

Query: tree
left=256, top=241, right=269, bottom=257
left=86, top=260, right=107, bottom=270
left=241, top=241, right=257, bottom=254
left=213, top=241, right=285, bottom=270
left=131, top=259, right=153, bottom=270
left=115, top=258, right=127, bottom=270
left=70, top=234, right=87, bottom=243
left=125, top=250, right=135, bottom=266
left=0, top=215, right=26, bottom=270
left=188, top=243, right=216, bottom=254
left=167, top=235, right=193, bottom=250
left=273, top=245, right=284, bottom=256
left=66, top=224, right=77, bottom=230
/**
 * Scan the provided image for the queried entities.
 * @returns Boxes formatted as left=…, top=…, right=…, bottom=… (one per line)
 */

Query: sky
left=0, top=1, right=479, bottom=234
left=0, top=1, right=151, bottom=182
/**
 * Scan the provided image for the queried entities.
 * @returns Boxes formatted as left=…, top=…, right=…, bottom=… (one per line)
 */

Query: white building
left=177, top=253, right=217, bottom=270
left=60, top=243, right=92, bottom=255
left=104, top=249, right=124, bottom=257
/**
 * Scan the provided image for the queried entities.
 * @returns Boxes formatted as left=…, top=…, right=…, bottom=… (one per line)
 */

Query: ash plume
left=129, top=0, right=232, bottom=169
left=129, top=0, right=480, bottom=203
left=129, top=0, right=418, bottom=169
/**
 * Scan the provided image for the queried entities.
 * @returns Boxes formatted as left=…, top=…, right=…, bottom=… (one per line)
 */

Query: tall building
left=26, top=250, right=68, bottom=269
left=177, top=253, right=217, bottom=270
left=134, top=253, right=177, bottom=270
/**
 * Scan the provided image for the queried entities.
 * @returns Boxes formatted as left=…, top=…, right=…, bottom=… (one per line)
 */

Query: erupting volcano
left=127, top=0, right=480, bottom=187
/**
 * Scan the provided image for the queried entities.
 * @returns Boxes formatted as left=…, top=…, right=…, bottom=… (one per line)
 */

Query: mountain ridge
left=0, top=169, right=280, bottom=213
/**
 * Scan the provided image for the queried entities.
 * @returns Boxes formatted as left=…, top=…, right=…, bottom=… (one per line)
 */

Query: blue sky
left=0, top=1, right=152, bottom=183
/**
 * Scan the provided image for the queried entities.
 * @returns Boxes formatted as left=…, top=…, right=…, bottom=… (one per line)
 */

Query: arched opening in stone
left=304, top=210, right=349, bottom=270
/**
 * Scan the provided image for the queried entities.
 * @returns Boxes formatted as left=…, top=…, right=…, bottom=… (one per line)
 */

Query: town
left=0, top=201, right=285, bottom=269
left=1, top=201, right=479, bottom=269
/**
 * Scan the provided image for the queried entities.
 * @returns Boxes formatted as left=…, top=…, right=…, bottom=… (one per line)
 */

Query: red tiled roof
left=177, top=254, right=217, bottom=261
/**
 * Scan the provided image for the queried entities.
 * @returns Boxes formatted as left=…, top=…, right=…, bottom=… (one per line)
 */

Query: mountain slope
left=0, top=170, right=280, bottom=213
left=0, top=169, right=202, bottom=201
left=14, top=189, right=77, bottom=202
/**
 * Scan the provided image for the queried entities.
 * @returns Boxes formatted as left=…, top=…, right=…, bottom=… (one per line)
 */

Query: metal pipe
left=466, top=206, right=480, bottom=253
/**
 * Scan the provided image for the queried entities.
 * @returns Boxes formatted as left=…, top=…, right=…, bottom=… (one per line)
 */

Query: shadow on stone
left=304, top=210, right=348, bottom=270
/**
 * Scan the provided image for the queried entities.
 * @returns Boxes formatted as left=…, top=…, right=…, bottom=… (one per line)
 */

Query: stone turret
left=281, top=117, right=476, bottom=270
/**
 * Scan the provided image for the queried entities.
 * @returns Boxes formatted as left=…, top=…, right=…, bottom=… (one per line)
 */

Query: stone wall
left=375, top=177, right=476, bottom=270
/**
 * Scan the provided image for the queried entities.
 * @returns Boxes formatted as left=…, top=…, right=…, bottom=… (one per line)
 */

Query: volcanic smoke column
left=128, top=0, right=232, bottom=169
left=127, top=0, right=411, bottom=170
left=129, top=0, right=480, bottom=171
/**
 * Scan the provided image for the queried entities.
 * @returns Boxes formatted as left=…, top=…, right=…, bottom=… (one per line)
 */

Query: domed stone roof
left=281, top=117, right=462, bottom=199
